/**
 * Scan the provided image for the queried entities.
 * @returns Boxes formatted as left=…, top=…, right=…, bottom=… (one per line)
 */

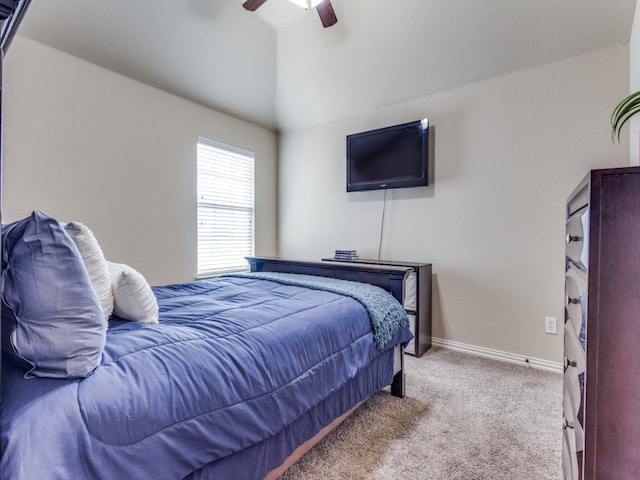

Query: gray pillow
left=64, top=221, right=114, bottom=320
left=1, top=211, right=107, bottom=378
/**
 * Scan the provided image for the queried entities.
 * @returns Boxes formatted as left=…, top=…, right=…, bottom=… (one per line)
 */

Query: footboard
left=246, top=256, right=411, bottom=398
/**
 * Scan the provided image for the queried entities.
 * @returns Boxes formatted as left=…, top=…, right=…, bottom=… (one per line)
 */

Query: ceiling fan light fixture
left=244, top=0, right=336, bottom=27
left=288, top=0, right=323, bottom=10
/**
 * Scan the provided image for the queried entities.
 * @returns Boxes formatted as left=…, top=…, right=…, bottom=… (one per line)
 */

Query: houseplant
left=611, top=90, right=640, bottom=142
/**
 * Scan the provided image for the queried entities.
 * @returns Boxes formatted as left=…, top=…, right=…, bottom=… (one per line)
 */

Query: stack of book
left=334, top=249, right=359, bottom=261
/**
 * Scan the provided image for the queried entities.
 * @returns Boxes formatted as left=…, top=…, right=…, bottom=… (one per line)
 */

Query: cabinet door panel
left=585, top=173, right=640, bottom=479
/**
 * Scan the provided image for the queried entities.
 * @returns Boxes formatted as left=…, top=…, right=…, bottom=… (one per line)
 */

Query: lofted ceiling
left=15, top=0, right=638, bottom=132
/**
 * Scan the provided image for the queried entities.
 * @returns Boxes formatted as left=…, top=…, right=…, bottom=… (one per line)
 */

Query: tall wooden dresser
left=563, top=166, right=640, bottom=480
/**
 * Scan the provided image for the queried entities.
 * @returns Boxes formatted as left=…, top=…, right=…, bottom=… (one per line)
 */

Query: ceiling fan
left=242, top=0, right=338, bottom=28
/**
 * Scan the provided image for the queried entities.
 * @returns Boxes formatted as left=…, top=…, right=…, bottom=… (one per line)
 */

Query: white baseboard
left=430, top=337, right=563, bottom=374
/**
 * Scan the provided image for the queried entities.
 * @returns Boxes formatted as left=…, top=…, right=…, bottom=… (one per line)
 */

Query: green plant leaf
left=611, top=90, right=640, bottom=142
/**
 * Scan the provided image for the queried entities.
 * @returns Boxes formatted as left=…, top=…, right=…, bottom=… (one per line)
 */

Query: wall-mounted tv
left=346, top=118, right=429, bottom=192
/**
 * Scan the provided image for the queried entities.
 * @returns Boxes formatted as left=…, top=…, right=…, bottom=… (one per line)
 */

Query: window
left=197, top=136, right=255, bottom=277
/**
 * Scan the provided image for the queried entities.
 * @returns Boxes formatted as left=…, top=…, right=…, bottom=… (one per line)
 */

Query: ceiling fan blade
left=243, top=0, right=268, bottom=12
left=316, top=0, right=337, bottom=27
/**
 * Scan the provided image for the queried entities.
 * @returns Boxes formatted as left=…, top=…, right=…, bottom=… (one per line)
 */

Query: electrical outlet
left=545, top=316, right=557, bottom=335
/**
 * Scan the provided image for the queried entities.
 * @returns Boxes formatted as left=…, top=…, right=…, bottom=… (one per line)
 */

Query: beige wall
left=278, top=47, right=629, bottom=363
left=2, top=34, right=630, bottom=364
left=2, top=35, right=278, bottom=286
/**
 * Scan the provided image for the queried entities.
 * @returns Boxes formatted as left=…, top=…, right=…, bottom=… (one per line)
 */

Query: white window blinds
left=197, top=136, right=255, bottom=277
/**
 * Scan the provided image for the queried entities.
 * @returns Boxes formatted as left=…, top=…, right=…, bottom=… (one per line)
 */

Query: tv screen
left=346, top=119, right=429, bottom=192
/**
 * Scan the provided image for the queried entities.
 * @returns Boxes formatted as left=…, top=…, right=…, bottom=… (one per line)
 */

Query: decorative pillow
left=64, top=222, right=114, bottom=320
left=107, top=261, right=159, bottom=324
left=1, top=211, right=106, bottom=379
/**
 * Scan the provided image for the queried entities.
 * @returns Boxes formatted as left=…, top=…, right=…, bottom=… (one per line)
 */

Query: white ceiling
left=15, top=0, right=637, bottom=132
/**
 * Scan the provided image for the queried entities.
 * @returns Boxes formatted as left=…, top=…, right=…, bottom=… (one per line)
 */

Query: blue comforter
left=1, top=275, right=412, bottom=480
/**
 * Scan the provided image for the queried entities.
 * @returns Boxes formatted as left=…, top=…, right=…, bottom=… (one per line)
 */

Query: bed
left=0, top=4, right=413, bottom=478
left=0, top=212, right=413, bottom=479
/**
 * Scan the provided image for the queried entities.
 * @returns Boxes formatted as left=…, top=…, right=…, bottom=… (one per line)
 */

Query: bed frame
left=247, top=256, right=410, bottom=398
left=247, top=256, right=412, bottom=479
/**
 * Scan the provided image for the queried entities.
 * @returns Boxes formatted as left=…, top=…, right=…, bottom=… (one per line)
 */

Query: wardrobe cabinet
left=563, top=166, right=640, bottom=480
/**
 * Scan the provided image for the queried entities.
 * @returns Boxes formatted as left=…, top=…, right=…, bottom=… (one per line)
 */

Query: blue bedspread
left=1, top=276, right=412, bottom=480
left=226, top=272, right=410, bottom=349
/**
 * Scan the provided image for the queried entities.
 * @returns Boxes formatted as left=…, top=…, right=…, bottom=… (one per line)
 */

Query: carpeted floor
left=280, top=347, right=563, bottom=479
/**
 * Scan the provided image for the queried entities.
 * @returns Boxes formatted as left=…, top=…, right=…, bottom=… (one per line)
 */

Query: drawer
left=565, top=265, right=587, bottom=343
left=562, top=419, right=580, bottom=480
left=563, top=365, right=585, bottom=457
left=565, top=207, right=589, bottom=270
left=564, top=322, right=586, bottom=375
left=402, top=271, right=417, bottom=312
left=405, top=313, right=416, bottom=354
left=567, top=181, right=589, bottom=217
left=564, top=360, right=582, bottom=420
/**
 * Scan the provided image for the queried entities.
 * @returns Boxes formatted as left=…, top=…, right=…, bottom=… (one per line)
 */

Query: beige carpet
left=280, top=347, right=562, bottom=480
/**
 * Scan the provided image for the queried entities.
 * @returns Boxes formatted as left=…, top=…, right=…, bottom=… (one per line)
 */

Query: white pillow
left=107, top=261, right=158, bottom=324
left=64, top=222, right=114, bottom=320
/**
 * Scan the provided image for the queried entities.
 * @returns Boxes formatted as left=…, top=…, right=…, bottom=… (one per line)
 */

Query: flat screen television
left=346, top=118, right=429, bottom=192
